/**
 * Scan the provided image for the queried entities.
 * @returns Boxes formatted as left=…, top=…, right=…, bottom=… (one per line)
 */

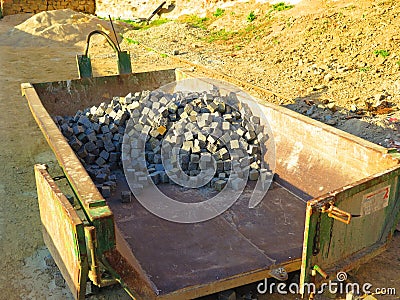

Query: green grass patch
left=272, top=2, right=294, bottom=11
left=179, top=15, right=209, bottom=29
left=374, top=49, right=390, bottom=58
left=286, top=17, right=294, bottom=27
left=205, top=29, right=236, bottom=43
left=359, top=66, right=370, bottom=72
left=213, top=8, right=225, bottom=17
left=247, top=11, right=256, bottom=22
left=114, top=18, right=142, bottom=30
left=124, top=37, right=140, bottom=45
left=245, top=24, right=255, bottom=32
left=117, top=18, right=170, bottom=30
left=160, top=53, right=169, bottom=58
left=149, top=18, right=170, bottom=26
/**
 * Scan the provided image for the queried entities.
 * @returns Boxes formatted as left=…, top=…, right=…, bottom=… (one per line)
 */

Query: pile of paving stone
left=54, top=88, right=269, bottom=200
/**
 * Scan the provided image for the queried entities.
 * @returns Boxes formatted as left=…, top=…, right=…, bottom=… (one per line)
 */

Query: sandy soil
left=125, top=0, right=400, bottom=147
left=1, top=1, right=400, bottom=299
left=0, top=12, right=157, bottom=300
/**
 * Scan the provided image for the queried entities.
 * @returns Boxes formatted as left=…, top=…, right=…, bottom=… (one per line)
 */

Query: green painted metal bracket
left=312, top=265, right=328, bottom=279
left=35, top=165, right=89, bottom=299
left=118, top=51, right=132, bottom=75
left=76, top=55, right=93, bottom=79
left=77, top=30, right=132, bottom=78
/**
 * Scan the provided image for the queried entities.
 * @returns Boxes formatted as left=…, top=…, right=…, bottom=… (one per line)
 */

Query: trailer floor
left=107, top=178, right=306, bottom=297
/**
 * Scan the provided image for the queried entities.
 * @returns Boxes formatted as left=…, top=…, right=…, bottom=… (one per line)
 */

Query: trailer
left=22, top=67, right=400, bottom=299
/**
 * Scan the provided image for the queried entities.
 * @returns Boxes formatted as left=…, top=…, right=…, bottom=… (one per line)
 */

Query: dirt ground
left=1, top=0, right=400, bottom=299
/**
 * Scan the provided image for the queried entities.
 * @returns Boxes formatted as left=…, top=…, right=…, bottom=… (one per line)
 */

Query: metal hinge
left=321, top=202, right=352, bottom=225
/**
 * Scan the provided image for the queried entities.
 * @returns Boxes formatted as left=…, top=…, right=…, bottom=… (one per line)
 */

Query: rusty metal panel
left=23, top=83, right=115, bottom=256
left=105, top=181, right=304, bottom=299
left=31, top=69, right=177, bottom=116
left=34, top=164, right=88, bottom=300
left=300, top=165, right=400, bottom=295
left=23, top=71, right=400, bottom=300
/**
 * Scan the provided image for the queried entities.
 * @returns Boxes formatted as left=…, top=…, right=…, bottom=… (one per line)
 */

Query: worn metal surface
left=76, top=55, right=93, bottom=79
left=300, top=164, right=400, bottom=294
left=117, top=51, right=132, bottom=75
left=23, top=83, right=115, bottom=257
left=257, top=103, right=399, bottom=198
left=23, top=70, right=400, bottom=299
left=105, top=180, right=305, bottom=299
left=32, top=68, right=177, bottom=116
left=34, top=164, right=88, bottom=300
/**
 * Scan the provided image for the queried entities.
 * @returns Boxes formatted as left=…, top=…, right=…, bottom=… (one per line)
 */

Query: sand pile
left=0, top=9, right=124, bottom=47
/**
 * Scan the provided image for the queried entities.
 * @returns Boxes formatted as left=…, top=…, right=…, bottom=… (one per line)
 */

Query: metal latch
left=321, top=202, right=352, bottom=224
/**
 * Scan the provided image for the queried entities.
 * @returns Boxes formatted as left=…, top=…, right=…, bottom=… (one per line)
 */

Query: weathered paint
left=23, top=69, right=400, bottom=300
left=34, top=164, right=89, bottom=300
left=300, top=204, right=313, bottom=295
left=117, top=51, right=132, bottom=75
left=23, top=83, right=116, bottom=263
left=76, top=55, right=93, bottom=79
left=300, top=165, right=400, bottom=294
left=76, top=50, right=132, bottom=79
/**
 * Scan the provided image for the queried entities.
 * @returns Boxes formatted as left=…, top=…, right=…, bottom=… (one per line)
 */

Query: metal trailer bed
left=23, top=68, right=400, bottom=299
